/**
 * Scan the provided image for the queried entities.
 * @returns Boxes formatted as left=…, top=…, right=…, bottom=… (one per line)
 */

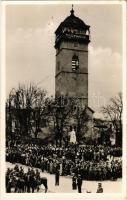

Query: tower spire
left=70, top=4, right=74, bottom=16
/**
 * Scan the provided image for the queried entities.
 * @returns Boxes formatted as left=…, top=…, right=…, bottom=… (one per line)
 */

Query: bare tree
left=6, top=84, right=47, bottom=138
left=101, top=92, right=123, bottom=146
left=74, top=106, right=90, bottom=143
left=47, top=96, right=77, bottom=146
left=48, top=96, right=90, bottom=146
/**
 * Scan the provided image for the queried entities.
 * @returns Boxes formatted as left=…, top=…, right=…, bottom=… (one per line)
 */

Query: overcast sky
left=6, top=3, right=123, bottom=113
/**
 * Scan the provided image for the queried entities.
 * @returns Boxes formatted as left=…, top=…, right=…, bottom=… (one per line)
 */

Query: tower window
left=86, top=30, right=89, bottom=35
left=72, top=55, right=79, bottom=71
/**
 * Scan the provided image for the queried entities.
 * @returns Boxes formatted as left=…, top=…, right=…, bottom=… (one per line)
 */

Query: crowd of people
left=6, top=140, right=122, bottom=183
left=6, top=164, right=48, bottom=193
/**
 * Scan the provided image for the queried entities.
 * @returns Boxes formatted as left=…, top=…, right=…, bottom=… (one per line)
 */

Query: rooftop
left=55, top=6, right=90, bottom=34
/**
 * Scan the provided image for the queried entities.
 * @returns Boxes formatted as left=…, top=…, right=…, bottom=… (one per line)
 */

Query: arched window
left=86, top=30, right=89, bottom=35
left=72, top=55, right=79, bottom=71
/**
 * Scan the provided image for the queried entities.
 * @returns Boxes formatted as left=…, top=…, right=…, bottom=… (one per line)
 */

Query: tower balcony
left=55, top=33, right=90, bottom=49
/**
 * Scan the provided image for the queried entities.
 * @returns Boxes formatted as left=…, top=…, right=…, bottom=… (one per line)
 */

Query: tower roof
left=55, top=6, right=90, bottom=34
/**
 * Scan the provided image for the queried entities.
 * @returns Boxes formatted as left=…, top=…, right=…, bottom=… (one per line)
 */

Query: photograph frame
left=0, top=0, right=127, bottom=200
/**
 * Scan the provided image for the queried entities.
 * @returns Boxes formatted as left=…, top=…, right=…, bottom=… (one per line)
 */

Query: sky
left=5, top=3, right=123, bottom=114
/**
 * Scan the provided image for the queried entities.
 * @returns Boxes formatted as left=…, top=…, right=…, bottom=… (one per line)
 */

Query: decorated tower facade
left=55, top=7, right=90, bottom=107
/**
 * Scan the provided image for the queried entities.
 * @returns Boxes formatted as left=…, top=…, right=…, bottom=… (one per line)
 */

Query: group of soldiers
left=72, top=174, right=83, bottom=193
left=6, top=140, right=122, bottom=182
left=6, top=165, right=48, bottom=193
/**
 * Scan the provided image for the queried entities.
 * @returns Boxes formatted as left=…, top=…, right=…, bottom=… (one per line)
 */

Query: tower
left=55, top=6, right=90, bottom=107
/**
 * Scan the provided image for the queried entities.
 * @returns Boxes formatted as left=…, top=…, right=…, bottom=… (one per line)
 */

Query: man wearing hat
left=96, top=183, right=103, bottom=193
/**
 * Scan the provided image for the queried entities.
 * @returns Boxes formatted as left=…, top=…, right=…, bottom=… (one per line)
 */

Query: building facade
left=54, top=7, right=95, bottom=143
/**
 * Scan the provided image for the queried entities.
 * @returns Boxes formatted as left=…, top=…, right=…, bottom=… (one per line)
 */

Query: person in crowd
left=96, top=183, right=103, bottom=193
left=55, top=169, right=60, bottom=186
left=72, top=174, right=77, bottom=190
left=77, top=174, right=83, bottom=193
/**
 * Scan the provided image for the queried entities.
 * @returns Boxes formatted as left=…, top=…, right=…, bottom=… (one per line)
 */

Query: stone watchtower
left=55, top=7, right=90, bottom=107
